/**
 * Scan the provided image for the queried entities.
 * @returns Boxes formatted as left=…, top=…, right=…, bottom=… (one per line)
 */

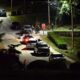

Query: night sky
left=0, top=0, right=48, bottom=9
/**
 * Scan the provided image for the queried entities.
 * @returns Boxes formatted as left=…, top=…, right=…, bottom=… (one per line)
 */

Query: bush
left=58, top=44, right=67, bottom=50
left=47, top=34, right=57, bottom=46
left=47, top=32, right=67, bottom=50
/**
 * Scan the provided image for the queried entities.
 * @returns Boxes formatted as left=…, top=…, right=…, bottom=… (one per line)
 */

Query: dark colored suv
left=22, top=25, right=33, bottom=33
left=10, top=22, right=21, bottom=30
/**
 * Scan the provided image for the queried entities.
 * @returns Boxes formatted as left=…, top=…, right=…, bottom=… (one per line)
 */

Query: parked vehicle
left=36, top=42, right=49, bottom=48
left=22, top=25, right=33, bottom=33
left=16, top=29, right=30, bottom=36
left=20, top=34, right=37, bottom=45
left=49, top=54, right=65, bottom=62
left=31, top=40, right=50, bottom=57
left=34, top=47, right=50, bottom=57
left=10, top=22, right=21, bottom=30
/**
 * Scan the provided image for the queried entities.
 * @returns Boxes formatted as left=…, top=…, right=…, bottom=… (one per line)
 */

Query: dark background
left=0, top=0, right=80, bottom=25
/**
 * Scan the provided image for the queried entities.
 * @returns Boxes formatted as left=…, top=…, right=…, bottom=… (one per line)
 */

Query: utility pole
left=70, top=0, right=74, bottom=49
left=48, top=0, right=50, bottom=25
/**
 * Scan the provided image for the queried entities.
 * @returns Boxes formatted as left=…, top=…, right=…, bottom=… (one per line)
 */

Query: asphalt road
left=0, top=16, right=75, bottom=65
left=2, top=30, right=75, bottom=65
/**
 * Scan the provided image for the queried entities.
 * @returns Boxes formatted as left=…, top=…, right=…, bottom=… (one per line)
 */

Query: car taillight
left=23, top=37, right=29, bottom=43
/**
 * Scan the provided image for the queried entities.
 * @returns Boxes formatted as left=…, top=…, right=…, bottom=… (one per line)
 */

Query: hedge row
left=47, top=32, right=67, bottom=50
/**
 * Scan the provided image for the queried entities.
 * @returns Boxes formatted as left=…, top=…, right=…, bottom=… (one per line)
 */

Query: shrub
left=47, top=32, right=67, bottom=50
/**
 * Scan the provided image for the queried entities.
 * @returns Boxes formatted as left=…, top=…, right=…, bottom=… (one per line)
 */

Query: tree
left=59, top=0, right=70, bottom=15
left=57, top=0, right=70, bottom=26
left=51, top=0, right=78, bottom=26
left=51, top=0, right=79, bottom=49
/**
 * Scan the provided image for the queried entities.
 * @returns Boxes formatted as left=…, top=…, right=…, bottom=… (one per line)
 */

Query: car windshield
left=24, top=35, right=33, bottom=38
left=24, top=25, right=32, bottom=28
left=37, top=44, right=48, bottom=47
left=38, top=48, right=50, bottom=52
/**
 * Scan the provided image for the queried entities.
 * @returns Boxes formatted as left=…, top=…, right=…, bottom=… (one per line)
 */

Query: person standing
left=35, top=24, right=40, bottom=34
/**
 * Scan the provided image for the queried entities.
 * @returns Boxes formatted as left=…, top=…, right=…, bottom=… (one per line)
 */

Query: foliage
left=59, top=0, right=70, bottom=15
left=48, top=32, right=67, bottom=49
left=51, top=0, right=79, bottom=26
